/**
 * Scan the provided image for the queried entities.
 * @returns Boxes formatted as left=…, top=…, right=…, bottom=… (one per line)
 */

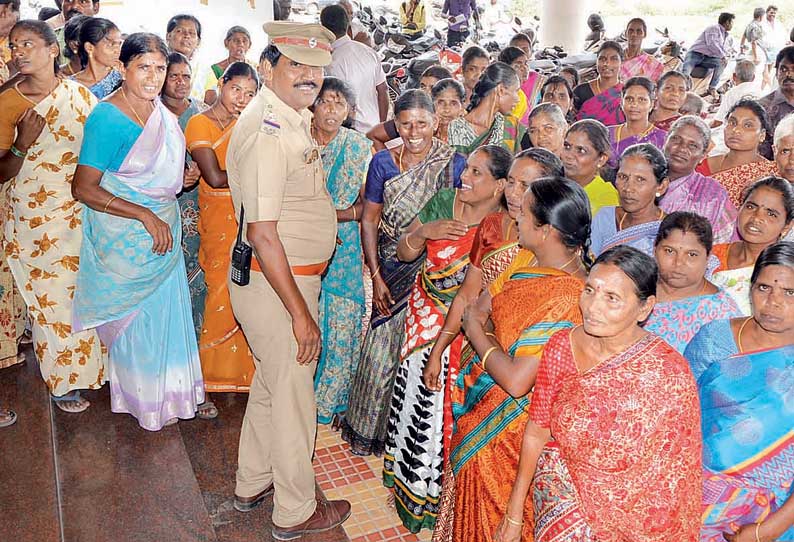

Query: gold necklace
left=595, top=78, right=602, bottom=94
left=619, top=208, right=664, bottom=230
left=210, top=106, right=229, bottom=131
left=120, top=87, right=149, bottom=127
left=617, top=122, right=654, bottom=142
left=736, top=316, right=753, bottom=352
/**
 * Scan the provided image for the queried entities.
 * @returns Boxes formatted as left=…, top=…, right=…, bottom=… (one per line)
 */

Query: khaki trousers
left=229, top=272, right=320, bottom=528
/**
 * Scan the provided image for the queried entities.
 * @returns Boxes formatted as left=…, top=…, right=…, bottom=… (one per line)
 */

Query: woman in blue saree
left=685, top=242, right=794, bottom=542
left=311, top=77, right=372, bottom=427
left=589, top=143, right=669, bottom=257
left=72, top=33, right=203, bottom=431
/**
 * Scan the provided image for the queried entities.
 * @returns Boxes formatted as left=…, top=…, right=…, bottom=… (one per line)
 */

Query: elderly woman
left=161, top=52, right=204, bottom=340
left=685, top=242, right=794, bottom=542
left=560, top=119, right=619, bottom=215
left=573, top=41, right=626, bottom=126
left=71, top=17, right=122, bottom=99
left=384, top=145, right=512, bottom=533
left=204, top=26, right=251, bottom=105
left=436, top=176, right=590, bottom=542
left=524, top=103, right=567, bottom=155
left=620, top=18, right=666, bottom=81
left=711, top=176, right=794, bottom=315
left=309, top=77, right=373, bottom=427
left=184, top=62, right=259, bottom=415
left=660, top=115, right=738, bottom=243
left=341, top=90, right=465, bottom=457
left=72, top=33, right=204, bottom=431
left=699, top=98, right=778, bottom=207
left=0, top=20, right=104, bottom=413
left=775, top=113, right=794, bottom=183
left=606, top=76, right=667, bottom=170
left=591, top=143, right=669, bottom=256
left=494, top=245, right=702, bottom=542
left=645, top=212, right=741, bottom=353
left=650, top=70, right=691, bottom=131
left=448, top=62, right=522, bottom=155
left=165, top=14, right=206, bottom=102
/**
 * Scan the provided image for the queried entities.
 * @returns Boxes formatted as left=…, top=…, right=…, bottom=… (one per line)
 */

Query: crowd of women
left=0, top=4, right=793, bottom=541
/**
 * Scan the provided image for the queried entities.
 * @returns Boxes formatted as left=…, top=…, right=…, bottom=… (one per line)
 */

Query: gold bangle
left=481, top=345, right=498, bottom=371
left=351, top=206, right=357, bottom=221
left=371, top=266, right=381, bottom=279
left=504, top=515, right=523, bottom=527
left=485, top=332, right=497, bottom=339
left=439, top=330, right=456, bottom=336
left=103, top=195, right=117, bottom=213
left=755, top=521, right=762, bottom=542
left=405, top=231, right=421, bottom=251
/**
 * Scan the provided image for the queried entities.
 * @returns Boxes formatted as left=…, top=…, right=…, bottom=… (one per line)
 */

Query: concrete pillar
left=540, top=0, right=587, bottom=52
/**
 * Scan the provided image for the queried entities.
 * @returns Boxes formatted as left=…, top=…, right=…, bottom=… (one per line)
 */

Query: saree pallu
left=177, top=98, right=207, bottom=340
left=590, top=207, right=662, bottom=257
left=315, top=128, right=370, bottom=424
left=449, top=269, right=583, bottom=542
left=343, top=140, right=458, bottom=455
left=448, top=114, right=520, bottom=155
left=532, top=330, right=702, bottom=541
left=698, top=339, right=794, bottom=541
left=606, top=124, right=668, bottom=170
left=0, top=183, right=25, bottom=369
left=74, top=101, right=203, bottom=431
left=384, top=227, right=475, bottom=533
left=189, top=117, right=255, bottom=392
left=644, top=290, right=741, bottom=354
left=620, top=53, right=666, bottom=82
left=710, top=244, right=753, bottom=316
left=2, top=80, right=106, bottom=395
left=575, top=84, right=626, bottom=126
left=710, top=160, right=779, bottom=208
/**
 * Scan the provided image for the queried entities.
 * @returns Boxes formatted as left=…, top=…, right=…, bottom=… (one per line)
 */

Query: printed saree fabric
left=384, top=188, right=474, bottom=533
left=314, top=127, right=371, bottom=423
left=1, top=79, right=106, bottom=395
left=620, top=53, right=666, bottom=82
left=74, top=100, right=203, bottom=431
left=449, top=264, right=583, bottom=542
left=447, top=113, right=522, bottom=155
left=590, top=206, right=661, bottom=257
left=575, top=83, right=626, bottom=126
left=710, top=160, right=779, bottom=208
left=529, top=329, right=702, bottom=541
left=694, top=322, right=794, bottom=541
left=185, top=113, right=255, bottom=392
left=710, top=243, right=753, bottom=316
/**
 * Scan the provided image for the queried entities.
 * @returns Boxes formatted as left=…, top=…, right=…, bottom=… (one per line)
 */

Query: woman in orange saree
left=494, top=246, right=702, bottom=542
left=184, top=63, right=258, bottom=411
left=448, top=177, right=591, bottom=542
left=428, top=149, right=566, bottom=542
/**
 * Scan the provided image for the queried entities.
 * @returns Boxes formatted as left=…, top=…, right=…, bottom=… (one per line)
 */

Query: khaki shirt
left=227, top=86, right=337, bottom=267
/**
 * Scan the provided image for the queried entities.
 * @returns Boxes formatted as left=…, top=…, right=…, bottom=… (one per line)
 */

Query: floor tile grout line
left=48, top=394, right=66, bottom=542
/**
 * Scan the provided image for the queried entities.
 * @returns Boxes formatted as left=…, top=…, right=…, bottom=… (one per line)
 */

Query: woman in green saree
left=448, top=62, right=523, bottom=155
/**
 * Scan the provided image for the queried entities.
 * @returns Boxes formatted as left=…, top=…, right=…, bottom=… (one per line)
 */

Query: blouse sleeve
left=364, top=150, right=399, bottom=204
left=78, top=102, right=141, bottom=172
left=451, top=153, right=466, bottom=187
left=529, top=329, right=576, bottom=429
left=184, top=114, right=213, bottom=153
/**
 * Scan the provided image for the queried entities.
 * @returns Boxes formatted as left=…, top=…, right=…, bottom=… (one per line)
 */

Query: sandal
left=0, top=408, right=17, bottom=428
left=197, top=400, right=219, bottom=420
left=18, top=330, right=32, bottom=346
left=51, top=391, right=90, bottom=413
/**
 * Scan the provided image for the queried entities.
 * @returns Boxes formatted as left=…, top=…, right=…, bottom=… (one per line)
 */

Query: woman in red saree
left=383, top=145, right=513, bottom=533
left=573, top=41, right=626, bottom=126
left=494, top=245, right=702, bottom=542
left=650, top=71, right=690, bottom=132
left=427, top=149, right=566, bottom=542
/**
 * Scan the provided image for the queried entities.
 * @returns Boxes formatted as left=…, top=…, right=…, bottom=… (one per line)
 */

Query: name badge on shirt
left=304, top=147, right=321, bottom=164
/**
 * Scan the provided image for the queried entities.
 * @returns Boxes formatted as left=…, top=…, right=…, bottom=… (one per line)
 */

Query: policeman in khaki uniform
left=226, top=21, right=350, bottom=540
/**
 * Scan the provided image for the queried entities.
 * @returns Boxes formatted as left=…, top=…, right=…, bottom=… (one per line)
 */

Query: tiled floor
left=313, top=425, right=432, bottom=542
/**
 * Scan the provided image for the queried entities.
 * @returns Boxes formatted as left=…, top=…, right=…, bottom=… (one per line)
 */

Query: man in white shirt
left=338, top=0, right=371, bottom=46
left=762, top=5, right=787, bottom=60
left=321, top=4, right=388, bottom=133
left=709, top=59, right=763, bottom=155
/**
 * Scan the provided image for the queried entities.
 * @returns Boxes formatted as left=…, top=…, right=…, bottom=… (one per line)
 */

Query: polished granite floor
left=0, top=349, right=347, bottom=542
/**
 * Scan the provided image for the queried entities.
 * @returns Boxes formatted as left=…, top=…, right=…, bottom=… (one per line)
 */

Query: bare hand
left=420, top=219, right=468, bottom=241
left=15, top=109, right=46, bottom=151
left=462, top=301, right=490, bottom=332
left=423, top=348, right=444, bottom=391
left=140, top=210, right=173, bottom=256
left=292, top=312, right=321, bottom=365
left=183, top=161, right=200, bottom=189
left=723, top=521, right=775, bottom=542
left=372, top=275, right=395, bottom=317
left=493, top=516, right=522, bottom=542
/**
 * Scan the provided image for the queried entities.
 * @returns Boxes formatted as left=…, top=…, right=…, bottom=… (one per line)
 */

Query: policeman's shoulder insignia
left=261, top=105, right=281, bottom=135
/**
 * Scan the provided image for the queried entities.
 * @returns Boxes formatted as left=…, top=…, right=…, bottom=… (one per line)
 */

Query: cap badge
left=308, top=37, right=317, bottom=48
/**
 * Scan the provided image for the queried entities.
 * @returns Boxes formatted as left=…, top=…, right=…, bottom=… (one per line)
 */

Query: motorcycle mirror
left=514, top=16, right=522, bottom=26
left=379, top=15, right=387, bottom=24
left=364, top=6, right=372, bottom=14
left=434, top=29, right=442, bottom=40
